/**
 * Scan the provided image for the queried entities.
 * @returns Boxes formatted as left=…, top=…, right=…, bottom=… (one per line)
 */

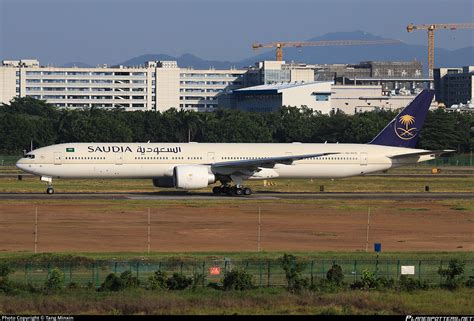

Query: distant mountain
left=238, top=31, right=474, bottom=73
left=65, top=31, right=474, bottom=73
left=119, top=53, right=236, bottom=69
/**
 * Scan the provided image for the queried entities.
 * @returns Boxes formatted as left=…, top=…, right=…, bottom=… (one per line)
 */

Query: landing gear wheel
left=235, top=188, right=243, bottom=196
left=243, top=188, right=252, bottom=196
left=46, top=187, right=54, bottom=195
left=226, top=187, right=235, bottom=196
left=212, top=186, right=222, bottom=195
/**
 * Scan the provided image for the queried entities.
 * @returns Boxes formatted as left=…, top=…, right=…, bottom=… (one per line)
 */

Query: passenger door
left=115, top=153, right=123, bottom=165
left=360, top=152, right=368, bottom=166
left=207, top=152, right=215, bottom=163
left=54, top=152, right=62, bottom=165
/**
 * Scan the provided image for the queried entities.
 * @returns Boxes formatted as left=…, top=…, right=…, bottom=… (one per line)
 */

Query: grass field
left=0, top=287, right=473, bottom=315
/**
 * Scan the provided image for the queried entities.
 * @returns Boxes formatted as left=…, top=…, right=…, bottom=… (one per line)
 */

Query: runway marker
left=34, top=207, right=38, bottom=254
left=147, top=207, right=151, bottom=254
left=365, top=206, right=371, bottom=252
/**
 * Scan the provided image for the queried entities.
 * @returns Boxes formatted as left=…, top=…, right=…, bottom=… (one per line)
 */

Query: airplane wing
left=388, top=150, right=456, bottom=160
left=210, top=152, right=339, bottom=173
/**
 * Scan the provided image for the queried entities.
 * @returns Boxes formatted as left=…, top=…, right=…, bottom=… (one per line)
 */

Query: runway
left=0, top=191, right=472, bottom=200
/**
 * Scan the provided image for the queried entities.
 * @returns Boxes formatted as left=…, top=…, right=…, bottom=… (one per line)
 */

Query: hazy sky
left=0, top=0, right=473, bottom=66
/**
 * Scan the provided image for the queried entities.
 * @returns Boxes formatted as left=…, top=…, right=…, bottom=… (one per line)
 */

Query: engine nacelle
left=152, top=177, right=174, bottom=188
left=173, top=165, right=215, bottom=189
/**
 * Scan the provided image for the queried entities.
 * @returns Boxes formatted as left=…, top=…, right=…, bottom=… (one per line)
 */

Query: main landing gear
left=212, top=185, right=252, bottom=197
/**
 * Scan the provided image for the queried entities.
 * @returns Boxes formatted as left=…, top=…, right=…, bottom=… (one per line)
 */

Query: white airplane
left=16, top=90, right=452, bottom=196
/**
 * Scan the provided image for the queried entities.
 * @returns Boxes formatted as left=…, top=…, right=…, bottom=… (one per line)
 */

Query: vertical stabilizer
left=369, top=90, right=434, bottom=148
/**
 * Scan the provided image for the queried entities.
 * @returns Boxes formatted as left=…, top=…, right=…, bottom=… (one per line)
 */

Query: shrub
left=67, top=282, right=80, bottom=290
left=438, top=259, right=465, bottom=290
left=465, top=276, right=474, bottom=288
left=376, top=276, right=395, bottom=290
left=166, top=273, right=192, bottom=290
left=44, top=268, right=64, bottom=291
left=222, top=269, right=254, bottom=291
left=147, top=271, right=168, bottom=290
left=326, top=264, right=344, bottom=286
left=398, top=275, right=428, bottom=291
left=192, top=273, right=206, bottom=291
left=0, top=263, right=13, bottom=278
left=0, top=263, right=14, bottom=294
left=351, top=269, right=377, bottom=290
left=281, top=254, right=309, bottom=292
left=120, top=270, right=140, bottom=288
left=99, top=273, right=124, bottom=292
left=99, top=270, right=140, bottom=292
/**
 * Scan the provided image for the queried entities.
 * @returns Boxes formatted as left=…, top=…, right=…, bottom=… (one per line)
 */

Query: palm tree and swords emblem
left=395, top=114, right=417, bottom=140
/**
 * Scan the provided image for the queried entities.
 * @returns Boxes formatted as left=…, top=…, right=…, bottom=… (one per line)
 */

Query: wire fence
left=425, top=154, right=473, bottom=167
left=6, top=259, right=474, bottom=288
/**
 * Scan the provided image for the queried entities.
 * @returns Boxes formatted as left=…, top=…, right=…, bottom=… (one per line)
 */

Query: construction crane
left=407, top=23, right=474, bottom=77
left=251, top=39, right=401, bottom=62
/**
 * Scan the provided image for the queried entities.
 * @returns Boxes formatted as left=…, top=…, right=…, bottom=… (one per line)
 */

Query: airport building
left=1, top=58, right=435, bottom=114
left=330, top=85, right=422, bottom=114
left=433, top=66, right=474, bottom=108
left=0, top=59, right=247, bottom=112
left=220, top=81, right=332, bottom=113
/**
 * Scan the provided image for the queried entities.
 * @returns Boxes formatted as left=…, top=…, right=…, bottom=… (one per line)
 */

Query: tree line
left=0, top=97, right=472, bottom=155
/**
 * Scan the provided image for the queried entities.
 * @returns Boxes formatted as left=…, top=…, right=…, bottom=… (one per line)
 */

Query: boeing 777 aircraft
left=16, top=90, right=452, bottom=196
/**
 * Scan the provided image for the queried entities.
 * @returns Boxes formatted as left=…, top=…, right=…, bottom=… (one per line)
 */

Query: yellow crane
left=252, top=39, right=401, bottom=62
left=406, top=23, right=474, bottom=77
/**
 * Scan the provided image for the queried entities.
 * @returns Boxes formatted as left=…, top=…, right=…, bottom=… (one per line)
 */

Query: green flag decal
left=66, top=148, right=75, bottom=152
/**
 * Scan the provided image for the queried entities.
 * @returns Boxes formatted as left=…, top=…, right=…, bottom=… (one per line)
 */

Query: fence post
left=24, top=263, right=28, bottom=284
left=91, top=263, right=95, bottom=286
left=267, top=261, right=271, bottom=287
left=418, top=261, right=422, bottom=281
left=114, top=262, right=117, bottom=274
left=136, top=262, right=140, bottom=279
left=180, top=262, right=183, bottom=275
left=259, top=261, right=263, bottom=288
left=96, top=263, right=100, bottom=288
left=439, top=260, right=443, bottom=286
left=202, top=261, right=206, bottom=287
left=354, top=260, right=357, bottom=282
left=310, top=260, right=314, bottom=286
left=397, top=260, right=400, bottom=280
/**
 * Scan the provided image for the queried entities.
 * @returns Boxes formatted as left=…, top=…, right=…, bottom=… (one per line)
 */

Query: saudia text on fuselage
left=87, top=145, right=182, bottom=155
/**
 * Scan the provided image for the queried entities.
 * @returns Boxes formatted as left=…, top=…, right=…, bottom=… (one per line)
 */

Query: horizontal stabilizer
left=388, top=150, right=455, bottom=159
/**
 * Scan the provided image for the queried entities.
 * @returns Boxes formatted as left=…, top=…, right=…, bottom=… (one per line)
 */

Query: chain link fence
left=425, top=153, right=473, bottom=167
left=6, top=258, right=474, bottom=288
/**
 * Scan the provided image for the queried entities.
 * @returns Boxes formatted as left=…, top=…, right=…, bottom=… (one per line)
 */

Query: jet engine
left=173, top=165, right=215, bottom=189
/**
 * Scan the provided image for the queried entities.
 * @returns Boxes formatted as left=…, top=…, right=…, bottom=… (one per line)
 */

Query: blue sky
left=0, top=0, right=473, bottom=65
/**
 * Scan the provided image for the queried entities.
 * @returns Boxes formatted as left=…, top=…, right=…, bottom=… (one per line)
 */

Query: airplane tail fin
left=369, top=89, right=434, bottom=148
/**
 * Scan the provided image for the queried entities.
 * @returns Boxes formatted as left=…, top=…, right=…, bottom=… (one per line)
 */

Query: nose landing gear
left=41, top=176, right=54, bottom=195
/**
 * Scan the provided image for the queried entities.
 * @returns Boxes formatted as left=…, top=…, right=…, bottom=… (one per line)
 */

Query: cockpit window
left=25, top=154, right=35, bottom=159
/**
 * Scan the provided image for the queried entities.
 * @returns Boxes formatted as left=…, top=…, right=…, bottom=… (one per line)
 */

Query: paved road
left=0, top=192, right=472, bottom=201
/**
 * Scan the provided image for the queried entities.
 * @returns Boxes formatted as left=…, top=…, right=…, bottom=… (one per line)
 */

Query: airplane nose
left=16, top=159, right=27, bottom=171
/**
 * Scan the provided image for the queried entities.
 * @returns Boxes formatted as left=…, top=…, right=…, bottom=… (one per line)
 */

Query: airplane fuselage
left=16, top=142, right=435, bottom=180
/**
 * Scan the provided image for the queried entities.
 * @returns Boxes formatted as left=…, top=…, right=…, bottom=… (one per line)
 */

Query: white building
left=223, top=81, right=333, bottom=113
left=0, top=59, right=247, bottom=112
left=331, top=85, right=423, bottom=114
